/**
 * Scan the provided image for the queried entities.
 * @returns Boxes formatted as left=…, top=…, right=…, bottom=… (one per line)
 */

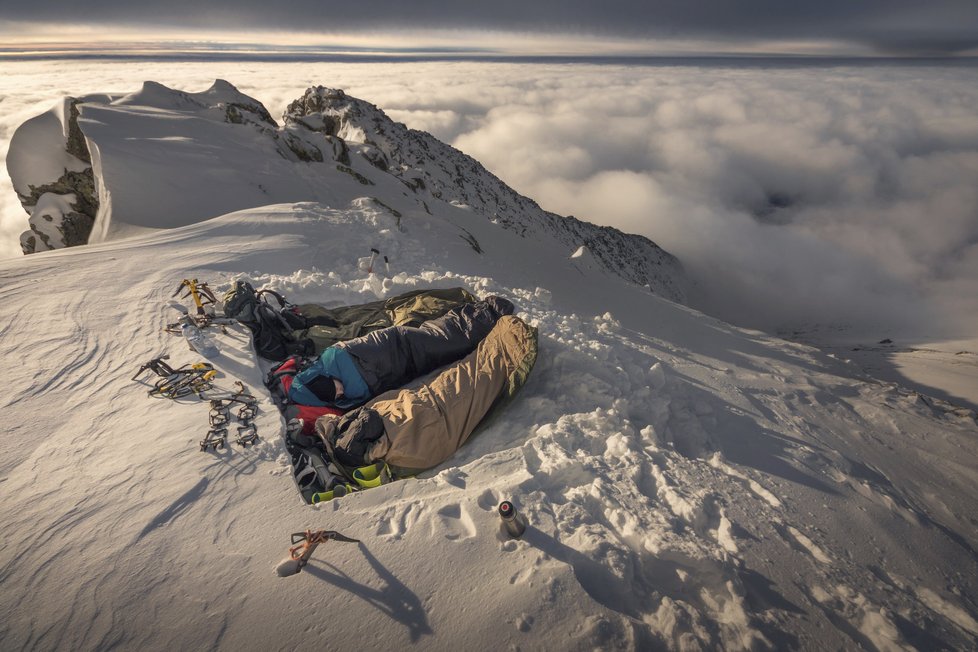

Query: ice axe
left=367, top=248, right=380, bottom=274
left=277, top=530, right=360, bottom=576
left=172, top=279, right=216, bottom=316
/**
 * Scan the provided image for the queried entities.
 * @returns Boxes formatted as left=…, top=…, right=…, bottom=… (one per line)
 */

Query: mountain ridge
left=284, top=86, right=685, bottom=298
left=6, top=79, right=685, bottom=303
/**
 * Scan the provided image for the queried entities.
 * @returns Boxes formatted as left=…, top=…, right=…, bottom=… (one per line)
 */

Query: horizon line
left=4, top=49, right=978, bottom=66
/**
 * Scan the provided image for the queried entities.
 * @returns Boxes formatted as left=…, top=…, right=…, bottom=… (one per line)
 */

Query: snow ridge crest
left=7, top=80, right=684, bottom=301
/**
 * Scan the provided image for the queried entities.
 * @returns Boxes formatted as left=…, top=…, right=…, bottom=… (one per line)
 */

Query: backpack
left=222, top=281, right=314, bottom=361
left=265, top=355, right=345, bottom=434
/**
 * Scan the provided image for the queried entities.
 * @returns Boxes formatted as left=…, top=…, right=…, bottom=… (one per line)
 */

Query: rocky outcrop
left=284, top=86, right=685, bottom=302
left=64, top=100, right=91, bottom=165
left=19, top=170, right=97, bottom=253
left=9, top=99, right=97, bottom=253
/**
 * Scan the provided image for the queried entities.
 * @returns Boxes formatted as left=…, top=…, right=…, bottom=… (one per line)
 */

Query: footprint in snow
left=434, top=503, right=477, bottom=541
left=376, top=502, right=424, bottom=539
left=477, top=488, right=499, bottom=511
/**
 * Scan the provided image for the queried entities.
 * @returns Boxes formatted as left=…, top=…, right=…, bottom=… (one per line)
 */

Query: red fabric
left=270, top=356, right=345, bottom=434
left=285, top=404, right=345, bottom=434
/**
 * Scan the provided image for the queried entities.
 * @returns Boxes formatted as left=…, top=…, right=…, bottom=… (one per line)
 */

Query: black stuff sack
left=222, top=281, right=314, bottom=360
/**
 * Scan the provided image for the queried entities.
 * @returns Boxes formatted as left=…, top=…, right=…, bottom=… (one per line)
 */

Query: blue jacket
left=288, top=347, right=370, bottom=409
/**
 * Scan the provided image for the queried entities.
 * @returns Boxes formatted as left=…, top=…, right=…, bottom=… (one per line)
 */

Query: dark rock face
left=20, top=202, right=95, bottom=253
left=326, top=136, right=351, bottom=166
left=12, top=82, right=294, bottom=253
left=22, top=170, right=98, bottom=218
left=285, top=87, right=347, bottom=125
left=65, top=100, right=91, bottom=164
left=47, top=210, right=95, bottom=250
left=224, top=102, right=277, bottom=128
left=336, top=165, right=374, bottom=185
left=20, top=169, right=98, bottom=253
left=360, top=146, right=389, bottom=172
left=282, top=132, right=324, bottom=162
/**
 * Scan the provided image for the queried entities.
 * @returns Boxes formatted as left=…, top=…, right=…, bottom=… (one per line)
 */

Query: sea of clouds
left=2, top=59, right=976, bottom=338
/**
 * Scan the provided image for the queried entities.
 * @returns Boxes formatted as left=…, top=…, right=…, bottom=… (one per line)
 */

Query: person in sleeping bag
left=288, top=295, right=514, bottom=408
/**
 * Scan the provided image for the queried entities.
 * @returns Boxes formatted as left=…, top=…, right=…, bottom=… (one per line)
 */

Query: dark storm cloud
left=5, top=0, right=978, bottom=55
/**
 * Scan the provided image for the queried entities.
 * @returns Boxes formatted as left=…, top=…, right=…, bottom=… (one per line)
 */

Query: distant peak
left=140, top=80, right=171, bottom=93
left=207, top=79, right=237, bottom=93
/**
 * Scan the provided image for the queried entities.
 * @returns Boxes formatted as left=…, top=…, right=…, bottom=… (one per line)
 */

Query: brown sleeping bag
left=315, top=315, right=538, bottom=476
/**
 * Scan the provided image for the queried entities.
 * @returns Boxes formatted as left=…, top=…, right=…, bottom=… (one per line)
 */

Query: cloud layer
left=2, top=60, right=976, bottom=338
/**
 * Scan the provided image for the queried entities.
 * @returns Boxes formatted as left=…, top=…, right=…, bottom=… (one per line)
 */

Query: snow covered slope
left=6, top=81, right=684, bottom=304
left=1, top=193, right=976, bottom=650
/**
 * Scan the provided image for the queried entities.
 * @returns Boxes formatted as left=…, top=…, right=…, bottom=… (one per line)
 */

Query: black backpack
left=222, top=281, right=313, bottom=360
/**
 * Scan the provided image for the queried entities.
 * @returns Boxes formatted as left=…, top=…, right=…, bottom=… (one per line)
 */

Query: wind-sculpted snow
left=6, top=80, right=684, bottom=302
left=1, top=201, right=975, bottom=650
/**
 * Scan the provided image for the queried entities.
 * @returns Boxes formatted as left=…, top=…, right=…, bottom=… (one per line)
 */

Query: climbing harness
left=288, top=530, right=360, bottom=572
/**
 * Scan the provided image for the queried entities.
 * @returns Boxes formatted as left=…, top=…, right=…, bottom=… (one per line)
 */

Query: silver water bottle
left=498, top=500, right=527, bottom=539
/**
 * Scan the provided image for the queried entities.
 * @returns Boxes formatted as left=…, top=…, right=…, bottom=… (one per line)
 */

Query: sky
left=2, top=1, right=978, bottom=57
left=2, top=59, right=977, bottom=340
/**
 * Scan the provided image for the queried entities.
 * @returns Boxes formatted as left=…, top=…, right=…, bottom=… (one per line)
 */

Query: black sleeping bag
left=336, top=295, right=514, bottom=396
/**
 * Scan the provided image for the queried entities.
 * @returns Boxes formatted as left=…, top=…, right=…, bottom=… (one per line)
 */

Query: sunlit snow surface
left=0, top=198, right=976, bottom=650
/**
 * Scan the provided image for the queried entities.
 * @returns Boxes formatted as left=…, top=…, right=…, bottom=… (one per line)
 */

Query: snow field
left=247, top=204, right=978, bottom=649
left=1, top=200, right=977, bottom=650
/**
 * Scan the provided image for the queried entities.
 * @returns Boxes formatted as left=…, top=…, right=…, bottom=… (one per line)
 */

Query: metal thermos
left=498, top=500, right=527, bottom=539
